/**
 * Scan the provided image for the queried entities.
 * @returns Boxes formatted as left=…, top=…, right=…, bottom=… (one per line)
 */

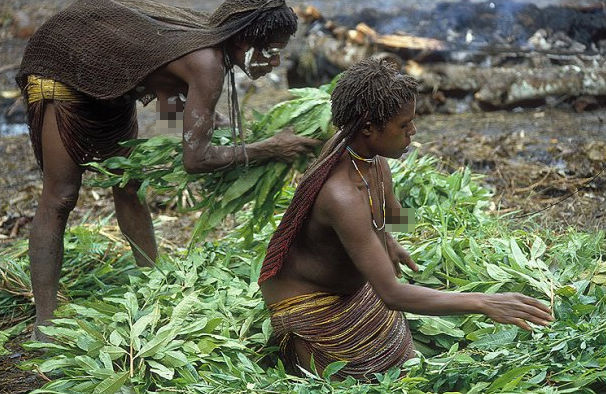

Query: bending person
left=259, top=58, right=553, bottom=380
left=17, top=0, right=318, bottom=341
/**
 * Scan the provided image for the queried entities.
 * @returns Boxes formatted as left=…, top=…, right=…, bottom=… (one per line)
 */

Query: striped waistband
left=268, top=282, right=372, bottom=318
left=26, top=75, right=83, bottom=104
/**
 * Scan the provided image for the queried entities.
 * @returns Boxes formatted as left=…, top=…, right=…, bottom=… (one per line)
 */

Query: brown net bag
left=16, top=0, right=287, bottom=100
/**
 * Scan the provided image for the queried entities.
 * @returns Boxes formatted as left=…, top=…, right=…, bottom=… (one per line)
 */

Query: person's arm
left=380, top=157, right=418, bottom=276
left=316, top=181, right=553, bottom=331
left=165, top=49, right=319, bottom=173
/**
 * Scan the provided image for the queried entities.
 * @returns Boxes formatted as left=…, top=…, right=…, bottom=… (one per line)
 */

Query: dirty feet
left=30, top=323, right=54, bottom=343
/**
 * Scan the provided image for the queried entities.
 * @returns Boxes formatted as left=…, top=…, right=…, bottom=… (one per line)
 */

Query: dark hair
left=331, top=57, right=418, bottom=137
left=231, top=6, right=298, bottom=47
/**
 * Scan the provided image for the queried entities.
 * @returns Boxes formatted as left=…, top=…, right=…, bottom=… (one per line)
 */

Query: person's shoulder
left=315, top=171, right=365, bottom=221
left=166, top=47, right=224, bottom=81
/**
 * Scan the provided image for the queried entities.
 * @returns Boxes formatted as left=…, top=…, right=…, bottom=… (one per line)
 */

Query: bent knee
left=41, top=187, right=80, bottom=216
left=113, top=180, right=141, bottom=196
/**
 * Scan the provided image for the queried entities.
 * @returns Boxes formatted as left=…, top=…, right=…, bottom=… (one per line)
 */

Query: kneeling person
left=259, top=58, right=553, bottom=380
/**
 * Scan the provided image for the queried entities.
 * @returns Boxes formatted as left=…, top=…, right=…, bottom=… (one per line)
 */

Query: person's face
left=368, top=99, right=417, bottom=159
left=241, top=39, right=288, bottom=79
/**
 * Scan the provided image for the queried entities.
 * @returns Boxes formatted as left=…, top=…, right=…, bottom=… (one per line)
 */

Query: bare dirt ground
left=0, top=0, right=605, bottom=392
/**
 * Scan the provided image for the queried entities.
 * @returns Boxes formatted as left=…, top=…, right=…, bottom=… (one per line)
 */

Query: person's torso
left=262, top=155, right=388, bottom=304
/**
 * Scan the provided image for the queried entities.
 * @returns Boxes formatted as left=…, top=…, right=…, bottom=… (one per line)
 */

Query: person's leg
left=29, top=103, right=83, bottom=341
left=293, top=337, right=322, bottom=375
left=112, top=181, right=156, bottom=267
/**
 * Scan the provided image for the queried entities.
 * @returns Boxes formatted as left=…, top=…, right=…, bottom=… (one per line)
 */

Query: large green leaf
left=92, top=370, right=129, bottom=394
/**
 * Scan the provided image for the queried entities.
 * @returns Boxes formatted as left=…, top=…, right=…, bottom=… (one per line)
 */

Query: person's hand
left=386, top=236, right=418, bottom=277
left=480, top=293, right=553, bottom=331
left=263, top=127, right=322, bottom=161
left=213, top=111, right=230, bottom=129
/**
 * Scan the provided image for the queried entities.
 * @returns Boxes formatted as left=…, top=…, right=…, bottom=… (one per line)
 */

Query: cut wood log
left=405, top=61, right=606, bottom=106
left=354, top=23, right=446, bottom=50
left=307, top=33, right=373, bottom=71
left=293, top=5, right=322, bottom=24
left=375, top=34, right=446, bottom=50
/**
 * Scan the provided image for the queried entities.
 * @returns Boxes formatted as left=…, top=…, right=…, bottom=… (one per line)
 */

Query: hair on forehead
left=231, top=6, right=298, bottom=47
left=331, top=57, right=418, bottom=136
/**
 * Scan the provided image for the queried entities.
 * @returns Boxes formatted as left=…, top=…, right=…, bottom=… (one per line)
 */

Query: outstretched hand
left=263, top=127, right=322, bottom=161
left=386, top=235, right=418, bottom=277
left=481, top=293, right=554, bottom=331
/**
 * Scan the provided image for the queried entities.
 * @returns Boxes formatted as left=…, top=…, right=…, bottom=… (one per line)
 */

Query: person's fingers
left=512, top=318, right=532, bottom=331
left=400, top=251, right=419, bottom=272
left=521, top=295, right=553, bottom=316
left=292, top=146, right=313, bottom=155
left=404, top=260, right=418, bottom=272
left=494, top=315, right=532, bottom=331
left=307, top=138, right=323, bottom=147
left=511, top=295, right=553, bottom=321
left=524, top=305, right=554, bottom=323
left=510, top=310, right=552, bottom=327
left=291, top=135, right=322, bottom=148
left=393, top=260, right=403, bottom=277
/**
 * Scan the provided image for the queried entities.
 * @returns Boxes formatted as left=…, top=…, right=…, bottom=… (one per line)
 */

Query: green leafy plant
left=86, top=80, right=338, bottom=247
left=1, top=154, right=604, bottom=393
left=1, top=79, right=604, bottom=393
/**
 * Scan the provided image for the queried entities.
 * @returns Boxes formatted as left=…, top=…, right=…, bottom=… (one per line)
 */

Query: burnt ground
left=1, top=0, right=606, bottom=392
left=0, top=332, right=45, bottom=394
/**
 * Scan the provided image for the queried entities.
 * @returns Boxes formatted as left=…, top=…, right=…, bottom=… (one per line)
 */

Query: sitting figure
left=259, top=58, right=553, bottom=380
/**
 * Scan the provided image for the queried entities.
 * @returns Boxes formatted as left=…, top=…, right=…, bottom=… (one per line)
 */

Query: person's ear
left=360, top=121, right=373, bottom=137
left=232, top=38, right=250, bottom=51
left=365, top=122, right=383, bottom=137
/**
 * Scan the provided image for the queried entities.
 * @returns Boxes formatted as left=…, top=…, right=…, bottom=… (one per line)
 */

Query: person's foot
left=31, top=322, right=54, bottom=343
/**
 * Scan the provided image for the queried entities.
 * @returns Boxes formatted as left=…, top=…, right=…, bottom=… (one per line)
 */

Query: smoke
left=328, top=1, right=605, bottom=50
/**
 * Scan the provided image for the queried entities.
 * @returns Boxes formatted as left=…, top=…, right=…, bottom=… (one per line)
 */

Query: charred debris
left=288, top=1, right=606, bottom=114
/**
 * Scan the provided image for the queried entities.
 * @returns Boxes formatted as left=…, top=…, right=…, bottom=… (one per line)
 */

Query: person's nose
left=408, top=122, right=417, bottom=136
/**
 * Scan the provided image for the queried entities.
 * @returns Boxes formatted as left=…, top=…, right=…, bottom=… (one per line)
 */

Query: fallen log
left=307, top=32, right=373, bottom=71
left=354, top=23, right=446, bottom=51
left=405, top=62, right=606, bottom=107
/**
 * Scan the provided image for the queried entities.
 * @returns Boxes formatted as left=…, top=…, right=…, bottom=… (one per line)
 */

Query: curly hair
left=229, top=5, right=298, bottom=47
left=331, top=57, right=419, bottom=137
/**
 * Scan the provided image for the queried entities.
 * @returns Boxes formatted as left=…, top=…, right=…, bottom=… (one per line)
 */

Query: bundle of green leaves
left=86, top=80, right=337, bottom=247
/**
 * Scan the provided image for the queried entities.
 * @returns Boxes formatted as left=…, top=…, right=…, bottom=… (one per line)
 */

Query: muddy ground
left=1, top=0, right=605, bottom=392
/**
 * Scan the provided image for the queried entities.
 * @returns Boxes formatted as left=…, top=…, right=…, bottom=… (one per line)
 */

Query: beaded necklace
left=346, top=146, right=386, bottom=231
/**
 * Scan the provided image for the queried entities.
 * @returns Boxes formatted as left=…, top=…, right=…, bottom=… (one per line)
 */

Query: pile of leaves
left=1, top=151, right=605, bottom=393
